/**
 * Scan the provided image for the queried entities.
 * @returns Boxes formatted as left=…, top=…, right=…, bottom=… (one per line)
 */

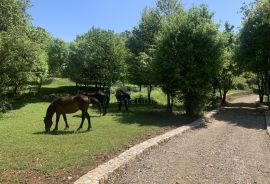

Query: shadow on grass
left=72, top=114, right=101, bottom=118
left=40, top=86, right=78, bottom=95
left=6, top=85, right=100, bottom=111
left=109, top=104, right=199, bottom=128
left=212, top=101, right=266, bottom=130
left=33, top=129, right=90, bottom=135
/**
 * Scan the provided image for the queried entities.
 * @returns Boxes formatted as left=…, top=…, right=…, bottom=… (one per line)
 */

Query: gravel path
left=109, top=95, right=270, bottom=184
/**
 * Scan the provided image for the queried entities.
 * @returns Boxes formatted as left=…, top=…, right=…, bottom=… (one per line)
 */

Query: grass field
left=0, top=78, right=195, bottom=183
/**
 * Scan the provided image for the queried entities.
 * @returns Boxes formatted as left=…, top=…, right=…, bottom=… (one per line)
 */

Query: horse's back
left=116, top=89, right=130, bottom=101
left=53, top=95, right=89, bottom=113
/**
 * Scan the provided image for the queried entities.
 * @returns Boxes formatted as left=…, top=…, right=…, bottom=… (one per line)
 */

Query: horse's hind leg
left=102, top=101, right=106, bottom=116
left=98, top=102, right=102, bottom=116
left=104, top=105, right=107, bottom=115
left=124, top=100, right=128, bottom=111
left=85, top=112, right=91, bottom=131
left=118, top=101, right=122, bottom=111
left=62, top=114, right=69, bottom=130
left=77, top=113, right=85, bottom=131
left=53, top=113, right=60, bottom=131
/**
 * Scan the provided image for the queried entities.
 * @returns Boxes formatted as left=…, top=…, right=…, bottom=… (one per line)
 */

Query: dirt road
left=109, top=95, right=270, bottom=184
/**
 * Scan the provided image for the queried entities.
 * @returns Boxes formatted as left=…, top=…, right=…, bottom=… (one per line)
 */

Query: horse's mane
left=45, top=104, right=55, bottom=120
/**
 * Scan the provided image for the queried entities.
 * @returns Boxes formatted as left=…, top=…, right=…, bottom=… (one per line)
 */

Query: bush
left=232, top=76, right=249, bottom=90
left=0, top=98, right=12, bottom=113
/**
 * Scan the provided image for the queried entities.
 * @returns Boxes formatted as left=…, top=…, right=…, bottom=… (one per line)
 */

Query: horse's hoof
left=64, top=127, right=69, bottom=130
left=87, top=128, right=91, bottom=131
left=77, top=128, right=82, bottom=131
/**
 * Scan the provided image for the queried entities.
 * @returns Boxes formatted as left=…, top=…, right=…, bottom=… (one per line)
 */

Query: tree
left=127, top=7, right=161, bottom=101
left=237, top=0, right=270, bottom=105
left=28, top=26, right=51, bottom=93
left=0, top=0, right=31, bottom=32
left=0, top=0, right=50, bottom=95
left=156, top=0, right=181, bottom=16
left=153, top=5, right=223, bottom=115
left=67, top=27, right=127, bottom=88
left=48, top=38, right=69, bottom=77
left=217, top=22, right=236, bottom=104
left=0, top=28, right=43, bottom=94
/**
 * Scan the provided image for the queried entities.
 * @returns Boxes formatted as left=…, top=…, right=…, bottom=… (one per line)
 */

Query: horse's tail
left=88, top=97, right=102, bottom=116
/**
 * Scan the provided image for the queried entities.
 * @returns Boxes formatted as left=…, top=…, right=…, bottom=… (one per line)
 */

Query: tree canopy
left=0, top=0, right=50, bottom=94
left=67, top=27, right=127, bottom=88
left=153, top=5, right=223, bottom=115
left=237, top=0, right=270, bottom=104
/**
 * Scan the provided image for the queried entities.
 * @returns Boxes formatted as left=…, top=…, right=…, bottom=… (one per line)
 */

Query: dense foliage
left=0, top=0, right=50, bottom=95
left=153, top=5, right=223, bottom=115
left=67, top=28, right=127, bottom=88
left=237, top=0, right=270, bottom=105
left=1, top=0, right=266, bottom=114
left=216, top=22, right=237, bottom=104
left=48, top=38, right=69, bottom=77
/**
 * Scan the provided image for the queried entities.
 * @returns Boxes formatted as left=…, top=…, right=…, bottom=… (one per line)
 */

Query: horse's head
left=126, top=93, right=131, bottom=100
left=44, top=116, right=53, bottom=133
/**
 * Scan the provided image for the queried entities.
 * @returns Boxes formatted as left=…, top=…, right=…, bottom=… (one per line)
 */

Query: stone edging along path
left=265, top=111, right=270, bottom=136
left=74, top=109, right=218, bottom=184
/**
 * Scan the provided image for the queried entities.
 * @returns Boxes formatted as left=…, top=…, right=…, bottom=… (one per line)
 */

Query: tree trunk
left=185, top=103, right=195, bottom=116
left=171, top=95, right=174, bottom=113
left=147, top=84, right=152, bottom=102
left=184, top=93, right=196, bottom=116
left=13, top=85, right=18, bottom=95
left=139, top=85, right=142, bottom=92
left=37, top=78, right=43, bottom=94
left=259, top=93, right=264, bottom=103
left=219, top=87, right=222, bottom=100
left=213, top=87, right=216, bottom=97
left=257, top=73, right=264, bottom=103
left=167, top=93, right=171, bottom=112
left=267, top=94, right=270, bottom=110
left=221, top=90, right=228, bottom=105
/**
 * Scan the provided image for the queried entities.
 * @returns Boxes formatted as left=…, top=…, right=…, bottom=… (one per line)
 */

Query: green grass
left=227, top=89, right=250, bottom=95
left=43, top=78, right=75, bottom=88
left=0, top=78, right=194, bottom=183
left=0, top=104, right=174, bottom=171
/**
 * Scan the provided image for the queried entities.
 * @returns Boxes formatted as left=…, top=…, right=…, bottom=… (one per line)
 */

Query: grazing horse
left=87, top=90, right=110, bottom=116
left=116, top=89, right=130, bottom=111
left=44, top=95, right=95, bottom=133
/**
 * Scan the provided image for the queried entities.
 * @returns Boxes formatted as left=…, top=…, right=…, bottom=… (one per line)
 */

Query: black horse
left=86, top=90, right=110, bottom=116
left=115, top=89, right=130, bottom=111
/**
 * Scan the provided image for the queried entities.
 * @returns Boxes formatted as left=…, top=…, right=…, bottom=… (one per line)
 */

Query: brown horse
left=44, top=95, right=95, bottom=133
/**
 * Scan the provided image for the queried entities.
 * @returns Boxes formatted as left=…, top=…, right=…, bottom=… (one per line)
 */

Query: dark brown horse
left=44, top=95, right=95, bottom=133
left=86, top=90, right=110, bottom=116
left=116, top=89, right=130, bottom=111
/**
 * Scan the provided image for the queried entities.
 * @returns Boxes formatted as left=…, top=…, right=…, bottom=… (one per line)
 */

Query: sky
left=28, top=0, right=252, bottom=42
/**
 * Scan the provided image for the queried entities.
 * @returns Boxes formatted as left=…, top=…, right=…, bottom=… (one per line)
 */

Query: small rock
left=68, top=176, right=72, bottom=180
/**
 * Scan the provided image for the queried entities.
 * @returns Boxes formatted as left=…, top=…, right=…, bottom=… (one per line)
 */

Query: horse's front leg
left=62, top=114, right=69, bottom=130
left=53, top=113, right=60, bottom=131
left=97, top=102, right=102, bottom=116
left=77, top=113, right=86, bottom=131
left=102, top=101, right=106, bottom=116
